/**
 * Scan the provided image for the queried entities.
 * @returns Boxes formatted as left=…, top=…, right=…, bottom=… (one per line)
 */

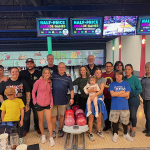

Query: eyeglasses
left=117, top=65, right=122, bottom=67
left=7, top=94, right=14, bottom=96
left=106, top=66, right=112, bottom=68
left=58, top=67, right=65, bottom=69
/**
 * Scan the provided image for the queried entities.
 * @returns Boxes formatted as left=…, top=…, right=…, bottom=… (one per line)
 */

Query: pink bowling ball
left=75, top=109, right=84, bottom=116
left=65, top=109, right=74, bottom=116
left=76, top=117, right=87, bottom=126
left=65, top=117, right=75, bottom=126
left=72, top=105, right=79, bottom=112
left=76, top=113, right=85, bottom=119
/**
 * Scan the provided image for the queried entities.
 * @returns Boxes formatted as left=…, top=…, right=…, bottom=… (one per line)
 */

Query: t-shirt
left=52, top=72, right=74, bottom=105
left=87, top=64, right=101, bottom=75
left=19, top=70, right=41, bottom=92
left=108, top=80, right=131, bottom=110
left=73, top=77, right=88, bottom=98
left=0, top=98, right=25, bottom=122
left=102, top=71, right=114, bottom=99
left=96, top=77, right=106, bottom=97
left=42, top=65, right=58, bottom=74
left=0, top=78, right=30, bottom=105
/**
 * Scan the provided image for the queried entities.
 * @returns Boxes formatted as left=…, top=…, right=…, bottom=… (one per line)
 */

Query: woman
left=141, top=62, right=150, bottom=137
left=109, top=70, right=133, bottom=142
left=124, top=64, right=142, bottom=137
left=114, top=61, right=124, bottom=71
left=86, top=68, right=106, bottom=141
left=0, top=67, right=30, bottom=144
left=73, top=66, right=90, bottom=112
left=32, top=68, right=55, bottom=147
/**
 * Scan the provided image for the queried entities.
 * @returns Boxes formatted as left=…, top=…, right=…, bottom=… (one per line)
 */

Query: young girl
left=109, top=70, right=133, bottom=143
left=84, top=75, right=100, bottom=117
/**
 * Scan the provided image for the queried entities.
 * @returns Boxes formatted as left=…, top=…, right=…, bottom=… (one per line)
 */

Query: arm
left=0, top=95, right=4, bottom=103
left=110, top=90, right=125, bottom=97
left=73, top=78, right=79, bottom=86
left=32, top=80, right=40, bottom=105
left=25, top=92, right=30, bottom=112
left=19, top=108, right=24, bottom=127
left=69, top=90, right=74, bottom=106
left=119, top=91, right=130, bottom=98
left=83, top=84, right=89, bottom=94
left=1, top=111, right=5, bottom=122
left=50, top=81, right=53, bottom=107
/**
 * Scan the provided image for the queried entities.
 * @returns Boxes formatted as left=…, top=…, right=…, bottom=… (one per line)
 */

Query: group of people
left=0, top=54, right=149, bottom=147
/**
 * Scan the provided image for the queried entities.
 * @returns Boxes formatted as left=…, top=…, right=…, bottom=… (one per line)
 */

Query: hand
left=90, top=95, right=96, bottom=101
left=19, top=120, right=23, bottom=127
left=2, top=76, right=9, bottom=82
left=103, top=95, right=104, bottom=101
left=86, top=92, right=89, bottom=95
left=125, top=96, right=129, bottom=99
left=121, top=91, right=126, bottom=94
left=50, top=105, right=53, bottom=110
left=39, top=76, right=43, bottom=80
left=69, top=99, right=74, bottom=106
left=67, top=74, right=71, bottom=76
left=25, top=105, right=30, bottom=112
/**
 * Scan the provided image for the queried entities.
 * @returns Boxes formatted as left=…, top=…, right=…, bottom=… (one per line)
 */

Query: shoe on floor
left=53, top=130, right=56, bottom=138
left=36, top=129, right=41, bottom=134
left=112, top=133, right=118, bottom=143
left=97, top=131, right=104, bottom=139
left=41, top=135, right=46, bottom=143
left=130, top=130, right=135, bottom=137
left=19, top=138, right=25, bottom=145
left=56, top=120, right=60, bottom=128
left=127, top=129, right=131, bottom=134
left=103, top=126, right=111, bottom=131
left=88, top=133, right=95, bottom=141
left=145, top=133, right=150, bottom=137
left=23, top=131, right=29, bottom=137
left=123, top=133, right=133, bottom=142
left=58, top=129, right=64, bottom=137
left=44, top=123, right=48, bottom=129
left=49, top=137, right=55, bottom=147
left=142, top=129, right=148, bottom=133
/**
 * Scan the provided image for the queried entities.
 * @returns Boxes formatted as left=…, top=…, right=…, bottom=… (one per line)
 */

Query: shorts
left=109, top=110, right=130, bottom=125
left=35, top=103, right=50, bottom=111
left=52, top=105, right=66, bottom=117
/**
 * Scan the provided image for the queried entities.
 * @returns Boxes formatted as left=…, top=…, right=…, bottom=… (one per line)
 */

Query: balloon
left=72, top=105, right=79, bottom=112
left=65, top=113, right=75, bottom=119
left=65, top=117, right=75, bottom=126
left=76, top=117, right=87, bottom=126
left=65, top=109, right=74, bottom=116
left=75, top=109, right=84, bottom=116
left=76, top=113, right=85, bottom=119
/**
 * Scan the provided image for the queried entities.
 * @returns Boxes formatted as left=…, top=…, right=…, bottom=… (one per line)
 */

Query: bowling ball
left=65, top=109, right=74, bottom=116
left=76, top=117, right=87, bottom=126
left=65, top=117, right=75, bottom=126
left=75, top=109, right=84, bottom=116
left=76, top=113, right=85, bottom=119
left=65, top=113, right=75, bottom=119
left=72, top=105, right=79, bottom=112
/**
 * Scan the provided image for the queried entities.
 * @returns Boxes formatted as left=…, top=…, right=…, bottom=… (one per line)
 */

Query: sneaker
left=95, top=112, right=98, bottom=118
left=53, top=130, right=56, bottom=138
left=97, top=131, right=104, bottom=139
left=142, top=129, right=148, bottom=133
left=112, top=133, right=118, bottom=143
left=44, top=123, right=48, bottom=129
left=86, top=111, right=92, bottom=117
left=41, top=135, right=46, bottom=143
left=130, top=130, right=135, bottom=137
left=49, top=137, right=55, bottom=147
left=145, top=133, right=150, bottom=137
left=123, top=133, right=133, bottom=142
left=127, top=129, right=131, bottom=134
left=19, top=138, right=25, bottom=145
left=58, top=129, right=64, bottom=137
left=56, top=120, right=60, bottom=128
left=88, top=133, right=95, bottom=141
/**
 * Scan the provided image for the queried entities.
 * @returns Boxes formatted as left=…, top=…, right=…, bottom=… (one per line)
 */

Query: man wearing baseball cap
left=19, top=58, right=41, bottom=136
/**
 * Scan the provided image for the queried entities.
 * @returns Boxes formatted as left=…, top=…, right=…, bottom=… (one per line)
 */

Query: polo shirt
left=87, top=64, right=101, bottom=75
left=52, top=72, right=74, bottom=105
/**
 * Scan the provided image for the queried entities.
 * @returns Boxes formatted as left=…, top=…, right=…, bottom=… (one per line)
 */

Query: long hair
left=114, top=61, right=124, bottom=71
left=113, top=70, right=124, bottom=81
left=125, top=64, right=134, bottom=75
left=79, top=66, right=90, bottom=78
left=42, top=68, right=52, bottom=79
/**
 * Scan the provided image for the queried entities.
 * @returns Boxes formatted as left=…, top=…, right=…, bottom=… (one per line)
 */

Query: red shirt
left=101, top=71, right=114, bottom=99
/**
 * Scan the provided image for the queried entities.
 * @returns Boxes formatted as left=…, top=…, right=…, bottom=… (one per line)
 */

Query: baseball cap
left=26, top=58, right=34, bottom=63
left=4, top=87, right=16, bottom=95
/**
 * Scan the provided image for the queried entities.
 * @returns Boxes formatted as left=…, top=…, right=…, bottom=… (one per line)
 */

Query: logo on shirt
left=114, top=86, right=126, bottom=92
left=34, top=76, right=38, bottom=80
left=105, top=77, right=113, bottom=88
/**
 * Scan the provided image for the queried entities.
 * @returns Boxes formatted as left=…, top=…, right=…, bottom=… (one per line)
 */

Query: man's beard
left=27, top=66, right=34, bottom=70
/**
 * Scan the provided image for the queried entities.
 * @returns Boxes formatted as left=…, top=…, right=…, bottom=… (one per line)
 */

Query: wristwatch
left=71, top=98, right=74, bottom=100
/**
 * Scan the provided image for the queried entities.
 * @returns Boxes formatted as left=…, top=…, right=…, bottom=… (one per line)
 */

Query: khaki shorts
left=109, top=110, right=130, bottom=125
left=52, top=105, right=67, bottom=117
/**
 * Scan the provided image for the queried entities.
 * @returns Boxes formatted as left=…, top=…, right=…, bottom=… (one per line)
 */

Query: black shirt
left=87, top=64, right=98, bottom=75
left=0, top=78, right=30, bottom=105
left=19, top=70, right=41, bottom=92
left=42, top=65, right=58, bottom=74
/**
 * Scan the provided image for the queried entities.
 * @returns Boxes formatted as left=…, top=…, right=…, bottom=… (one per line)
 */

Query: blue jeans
left=129, top=106, right=139, bottom=127
left=143, top=100, right=150, bottom=133
left=24, top=102, right=39, bottom=132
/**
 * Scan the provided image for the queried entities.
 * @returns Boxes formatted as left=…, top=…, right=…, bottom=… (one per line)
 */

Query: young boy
left=0, top=87, right=25, bottom=144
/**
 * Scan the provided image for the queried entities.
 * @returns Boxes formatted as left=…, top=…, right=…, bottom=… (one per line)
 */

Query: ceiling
left=0, top=0, right=150, bottom=44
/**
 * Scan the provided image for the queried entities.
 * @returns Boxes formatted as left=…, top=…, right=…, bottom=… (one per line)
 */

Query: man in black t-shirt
left=19, top=58, right=41, bottom=136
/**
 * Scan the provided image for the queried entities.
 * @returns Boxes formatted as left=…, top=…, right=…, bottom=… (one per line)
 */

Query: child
left=0, top=87, right=25, bottom=144
left=109, top=70, right=133, bottom=143
left=84, top=75, right=100, bottom=117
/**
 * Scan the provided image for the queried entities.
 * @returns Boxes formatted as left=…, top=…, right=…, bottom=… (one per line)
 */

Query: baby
left=84, top=75, right=100, bottom=117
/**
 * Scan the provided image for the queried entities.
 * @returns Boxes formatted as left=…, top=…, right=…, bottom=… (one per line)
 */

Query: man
left=52, top=62, right=74, bottom=138
left=101, top=62, right=114, bottom=131
left=42, top=54, right=58, bottom=73
left=19, top=58, right=41, bottom=136
left=87, top=55, right=100, bottom=75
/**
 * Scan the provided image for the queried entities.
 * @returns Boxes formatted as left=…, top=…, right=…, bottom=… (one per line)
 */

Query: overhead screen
left=36, top=18, right=69, bottom=37
left=103, top=16, right=138, bottom=36
left=137, top=16, right=150, bottom=35
left=70, top=17, right=103, bottom=36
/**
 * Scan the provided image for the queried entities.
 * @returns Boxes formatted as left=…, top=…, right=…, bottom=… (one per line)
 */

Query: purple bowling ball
left=75, top=109, right=84, bottom=116
left=76, top=113, right=85, bottom=119
left=72, top=105, right=79, bottom=112
left=65, top=117, right=75, bottom=126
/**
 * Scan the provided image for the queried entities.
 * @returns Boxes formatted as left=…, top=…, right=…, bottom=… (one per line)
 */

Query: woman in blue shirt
left=109, top=70, right=133, bottom=143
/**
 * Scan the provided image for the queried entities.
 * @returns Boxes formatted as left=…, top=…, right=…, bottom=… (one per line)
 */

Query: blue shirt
left=52, top=72, right=74, bottom=105
left=108, top=80, right=131, bottom=110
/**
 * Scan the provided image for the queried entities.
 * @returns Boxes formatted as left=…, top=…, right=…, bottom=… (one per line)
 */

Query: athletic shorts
left=109, top=110, right=130, bottom=125
left=52, top=105, right=66, bottom=117
left=35, top=103, right=50, bottom=111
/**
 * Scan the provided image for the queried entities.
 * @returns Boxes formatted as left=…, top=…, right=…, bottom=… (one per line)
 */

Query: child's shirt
left=84, top=83, right=100, bottom=94
left=0, top=98, right=25, bottom=122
